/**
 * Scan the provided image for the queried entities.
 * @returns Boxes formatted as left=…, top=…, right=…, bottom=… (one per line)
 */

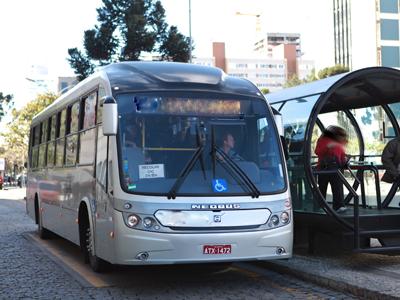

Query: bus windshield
left=117, top=93, right=286, bottom=196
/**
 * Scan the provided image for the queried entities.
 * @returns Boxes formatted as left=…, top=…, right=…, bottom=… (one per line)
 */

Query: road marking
left=23, top=232, right=110, bottom=288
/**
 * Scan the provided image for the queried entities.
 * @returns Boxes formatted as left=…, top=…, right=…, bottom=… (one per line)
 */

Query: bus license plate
left=203, top=245, right=232, bottom=254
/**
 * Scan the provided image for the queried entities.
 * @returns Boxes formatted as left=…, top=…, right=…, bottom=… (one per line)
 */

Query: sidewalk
left=264, top=252, right=400, bottom=299
left=0, top=188, right=26, bottom=201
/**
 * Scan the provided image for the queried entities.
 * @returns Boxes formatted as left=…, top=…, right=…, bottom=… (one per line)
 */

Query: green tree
left=260, top=88, right=270, bottom=94
left=318, top=64, right=349, bottom=79
left=159, top=26, right=191, bottom=62
left=0, top=92, right=13, bottom=121
left=283, top=65, right=349, bottom=88
left=1, top=92, right=57, bottom=170
left=284, top=74, right=303, bottom=88
left=68, top=0, right=192, bottom=80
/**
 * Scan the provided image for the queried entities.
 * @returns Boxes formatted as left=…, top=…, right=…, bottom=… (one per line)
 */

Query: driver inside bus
left=218, top=132, right=243, bottom=161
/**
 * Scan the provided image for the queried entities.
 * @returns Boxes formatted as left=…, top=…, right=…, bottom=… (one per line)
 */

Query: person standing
left=381, top=137, right=400, bottom=183
left=315, top=125, right=349, bottom=213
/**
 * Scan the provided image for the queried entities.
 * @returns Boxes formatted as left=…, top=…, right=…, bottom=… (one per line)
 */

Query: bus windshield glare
left=117, top=93, right=286, bottom=196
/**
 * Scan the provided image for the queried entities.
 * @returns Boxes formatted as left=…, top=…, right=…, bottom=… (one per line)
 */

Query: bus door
left=94, top=125, right=114, bottom=260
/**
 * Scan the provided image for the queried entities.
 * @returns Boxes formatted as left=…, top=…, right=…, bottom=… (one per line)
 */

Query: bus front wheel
left=80, top=209, right=110, bottom=272
left=36, top=196, right=52, bottom=239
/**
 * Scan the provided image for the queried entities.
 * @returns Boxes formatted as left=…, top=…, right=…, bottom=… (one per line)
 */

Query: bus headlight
left=127, top=214, right=140, bottom=227
left=280, top=211, right=290, bottom=224
left=271, top=215, right=279, bottom=226
left=143, top=217, right=155, bottom=228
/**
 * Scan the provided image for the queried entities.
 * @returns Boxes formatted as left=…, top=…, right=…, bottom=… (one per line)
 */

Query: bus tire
left=80, top=206, right=110, bottom=273
left=35, top=195, right=52, bottom=239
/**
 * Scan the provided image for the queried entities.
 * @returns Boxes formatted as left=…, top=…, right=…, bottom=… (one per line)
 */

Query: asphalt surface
left=0, top=189, right=354, bottom=299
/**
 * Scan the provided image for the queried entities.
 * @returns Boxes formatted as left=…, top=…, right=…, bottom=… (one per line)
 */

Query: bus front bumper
left=113, top=213, right=293, bottom=265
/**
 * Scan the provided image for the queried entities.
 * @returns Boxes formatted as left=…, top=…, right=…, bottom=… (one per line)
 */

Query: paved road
left=0, top=190, right=354, bottom=299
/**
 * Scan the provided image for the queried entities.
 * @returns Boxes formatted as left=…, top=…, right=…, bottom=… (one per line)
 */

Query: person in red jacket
left=315, top=125, right=349, bottom=213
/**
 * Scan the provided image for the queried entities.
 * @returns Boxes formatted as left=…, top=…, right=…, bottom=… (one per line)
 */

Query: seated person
left=218, top=133, right=243, bottom=161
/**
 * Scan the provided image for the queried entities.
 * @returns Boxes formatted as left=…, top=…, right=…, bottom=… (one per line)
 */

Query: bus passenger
left=381, top=137, right=400, bottom=183
left=315, top=125, right=349, bottom=213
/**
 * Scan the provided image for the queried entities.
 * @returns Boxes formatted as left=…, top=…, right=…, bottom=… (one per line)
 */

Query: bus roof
left=32, top=62, right=263, bottom=126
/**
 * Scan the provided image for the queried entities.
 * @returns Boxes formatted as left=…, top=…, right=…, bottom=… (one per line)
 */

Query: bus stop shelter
left=267, top=67, right=400, bottom=253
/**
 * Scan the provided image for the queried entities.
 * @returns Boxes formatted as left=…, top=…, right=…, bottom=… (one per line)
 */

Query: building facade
left=333, top=0, right=400, bottom=70
left=57, top=76, right=77, bottom=94
left=254, top=33, right=302, bottom=58
left=193, top=41, right=315, bottom=92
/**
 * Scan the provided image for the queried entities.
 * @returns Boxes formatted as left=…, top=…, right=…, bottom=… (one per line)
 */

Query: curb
left=261, top=261, right=398, bottom=300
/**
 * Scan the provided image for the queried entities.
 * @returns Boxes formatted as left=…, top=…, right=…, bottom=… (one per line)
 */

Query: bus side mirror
left=102, top=96, right=118, bottom=136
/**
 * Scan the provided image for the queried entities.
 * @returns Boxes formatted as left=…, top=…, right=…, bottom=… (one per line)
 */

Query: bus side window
left=31, top=125, right=40, bottom=169
left=38, top=120, right=48, bottom=168
left=65, top=102, right=80, bottom=166
left=97, top=85, right=106, bottom=124
left=56, top=109, right=67, bottom=167
left=79, top=91, right=97, bottom=165
left=47, top=115, right=57, bottom=167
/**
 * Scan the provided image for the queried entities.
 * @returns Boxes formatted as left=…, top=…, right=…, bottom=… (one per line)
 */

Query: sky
left=0, top=0, right=335, bottom=110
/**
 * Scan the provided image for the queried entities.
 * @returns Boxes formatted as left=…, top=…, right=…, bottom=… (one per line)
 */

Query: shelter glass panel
left=278, top=94, right=320, bottom=213
left=384, top=103, right=400, bottom=208
left=318, top=111, right=360, bottom=157
left=318, top=111, right=360, bottom=207
left=353, top=107, right=394, bottom=208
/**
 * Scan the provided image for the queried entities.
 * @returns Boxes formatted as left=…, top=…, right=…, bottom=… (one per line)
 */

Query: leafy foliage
left=68, top=0, right=192, bottom=80
left=1, top=93, right=57, bottom=171
left=284, top=65, right=349, bottom=88
left=260, top=88, right=270, bottom=94
left=159, top=26, right=191, bottom=62
left=67, top=48, right=95, bottom=81
left=0, top=92, right=14, bottom=121
left=318, top=65, right=349, bottom=79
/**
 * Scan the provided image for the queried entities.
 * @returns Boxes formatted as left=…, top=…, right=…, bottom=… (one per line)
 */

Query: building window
left=382, top=46, right=400, bottom=67
left=60, top=82, right=68, bottom=94
left=256, top=73, right=269, bottom=78
left=380, top=0, right=398, bottom=13
left=381, top=19, right=399, bottom=40
left=229, top=73, right=248, bottom=78
left=235, top=63, right=248, bottom=68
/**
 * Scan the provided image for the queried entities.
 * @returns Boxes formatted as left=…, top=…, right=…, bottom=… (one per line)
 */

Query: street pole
left=189, top=0, right=192, bottom=63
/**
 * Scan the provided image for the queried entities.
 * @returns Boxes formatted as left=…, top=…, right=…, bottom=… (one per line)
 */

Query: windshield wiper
left=167, top=123, right=207, bottom=199
left=167, top=146, right=204, bottom=199
left=213, top=146, right=260, bottom=198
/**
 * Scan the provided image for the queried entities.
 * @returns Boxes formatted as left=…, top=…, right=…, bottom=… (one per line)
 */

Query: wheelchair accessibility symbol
left=212, top=179, right=228, bottom=192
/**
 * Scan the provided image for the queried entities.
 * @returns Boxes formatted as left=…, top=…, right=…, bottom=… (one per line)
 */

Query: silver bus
left=26, top=62, right=292, bottom=272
